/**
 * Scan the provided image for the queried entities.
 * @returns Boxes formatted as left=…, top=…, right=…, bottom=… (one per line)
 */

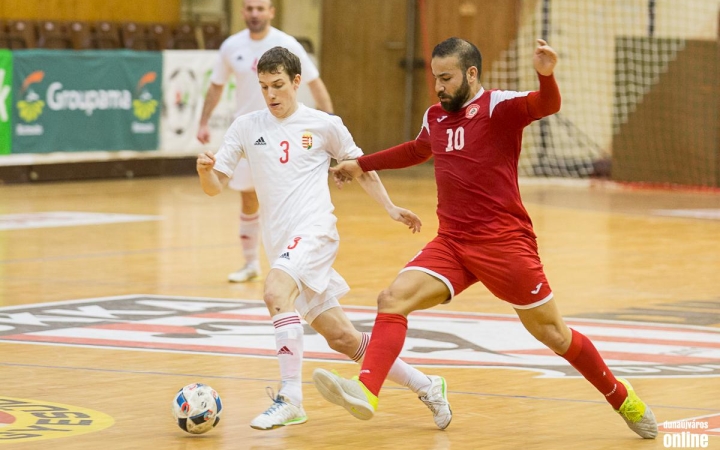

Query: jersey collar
left=462, top=87, right=485, bottom=108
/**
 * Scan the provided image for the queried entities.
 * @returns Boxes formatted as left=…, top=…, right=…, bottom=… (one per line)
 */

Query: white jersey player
left=196, top=46, right=452, bottom=432
left=197, top=0, right=334, bottom=284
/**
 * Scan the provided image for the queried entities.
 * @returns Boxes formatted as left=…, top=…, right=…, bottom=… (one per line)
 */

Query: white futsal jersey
left=213, top=104, right=362, bottom=296
left=211, top=27, right=320, bottom=118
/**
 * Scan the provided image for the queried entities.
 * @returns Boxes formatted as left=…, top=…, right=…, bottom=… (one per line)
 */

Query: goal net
left=483, top=0, right=720, bottom=186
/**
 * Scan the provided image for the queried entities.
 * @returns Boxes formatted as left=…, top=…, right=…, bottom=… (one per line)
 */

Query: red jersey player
left=312, top=37, right=657, bottom=439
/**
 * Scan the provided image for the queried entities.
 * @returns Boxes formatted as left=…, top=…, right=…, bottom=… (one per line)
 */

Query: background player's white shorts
left=228, top=158, right=255, bottom=191
left=270, top=233, right=350, bottom=324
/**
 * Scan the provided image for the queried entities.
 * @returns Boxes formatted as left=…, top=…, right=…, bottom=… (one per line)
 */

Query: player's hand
left=387, top=206, right=422, bottom=233
left=533, top=39, right=558, bottom=76
left=329, top=160, right=363, bottom=189
left=197, top=124, right=211, bottom=144
left=196, top=150, right=216, bottom=174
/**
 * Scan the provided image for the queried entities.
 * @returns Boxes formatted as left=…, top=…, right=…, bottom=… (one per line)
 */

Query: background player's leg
left=228, top=159, right=262, bottom=283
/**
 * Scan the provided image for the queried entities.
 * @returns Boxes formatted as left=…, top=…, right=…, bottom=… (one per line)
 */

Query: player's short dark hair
left=257, top=46, right=301, bottom=80
left=432, top=37, right=482, bottom=77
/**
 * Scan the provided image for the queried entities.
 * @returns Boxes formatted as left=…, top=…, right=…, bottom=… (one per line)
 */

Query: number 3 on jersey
left=279, top=140, right=290, bottom=163
left=445, top=127, right=465, bottom=152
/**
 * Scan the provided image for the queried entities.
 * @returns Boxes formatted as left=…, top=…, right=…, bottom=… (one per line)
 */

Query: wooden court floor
left=0, top=171, right=719, bottom=449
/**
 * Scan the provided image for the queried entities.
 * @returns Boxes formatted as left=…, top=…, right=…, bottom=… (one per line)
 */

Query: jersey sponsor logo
left=0, top=397, right=114, bottom=443
left=301, top=131, right=313, bottom=150
left=1, top=296, right=719, bottom=379
left=254, top=136, right=267, bottom=146
left=465, top=104, right=480, bottom=119
left=437, top=115, right=448, bottom=123
left=279, top=252, right=290, bottom=259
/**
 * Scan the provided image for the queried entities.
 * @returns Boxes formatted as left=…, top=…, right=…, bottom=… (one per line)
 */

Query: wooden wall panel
left=321, top=0, right=409, bottom=153
left=321, top=0, right=522, bottom=153
left=0, top=0, right=181, bottom=23
left=422, top=0, right=520, bottom=83
left=612, top=40, right=719, bottom=187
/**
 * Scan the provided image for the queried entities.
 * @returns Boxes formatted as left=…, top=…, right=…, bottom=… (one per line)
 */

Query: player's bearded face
left=439, top=73, right=471, bottom=112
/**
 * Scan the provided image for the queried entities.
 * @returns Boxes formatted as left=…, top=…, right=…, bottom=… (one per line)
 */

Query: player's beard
left=439, top=74, right=471, bottom=113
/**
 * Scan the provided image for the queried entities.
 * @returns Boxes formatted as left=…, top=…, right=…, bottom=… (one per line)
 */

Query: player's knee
left=529, top=324, right=570, bottom=353
left=376, top=288, right=400, bottom=312
left=263, top=290, right=288, bottom=314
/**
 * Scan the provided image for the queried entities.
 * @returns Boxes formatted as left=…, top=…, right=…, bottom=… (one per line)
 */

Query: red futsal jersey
left=359, top=74, right=561, bottom=242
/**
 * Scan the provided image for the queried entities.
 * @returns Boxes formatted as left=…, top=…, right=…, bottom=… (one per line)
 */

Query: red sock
left=561, top=328, right=627, bottom=409
left=358, top=313, right=408, bottom=397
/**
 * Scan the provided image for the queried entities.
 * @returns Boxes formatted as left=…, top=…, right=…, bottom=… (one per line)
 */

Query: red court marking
left=508, top=348, right=719, bottom=365
left=0, top=411, right=16, bottom=425
left=89, top=324, right=199, bottom=334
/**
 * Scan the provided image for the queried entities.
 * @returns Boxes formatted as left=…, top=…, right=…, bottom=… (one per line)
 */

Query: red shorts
left=402, top=234, right=553, bottom=308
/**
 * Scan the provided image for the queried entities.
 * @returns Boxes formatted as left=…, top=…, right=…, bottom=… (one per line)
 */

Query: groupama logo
left=132, top=71, right=158, bottom=121
left=16, top=71, right=45, bottom=122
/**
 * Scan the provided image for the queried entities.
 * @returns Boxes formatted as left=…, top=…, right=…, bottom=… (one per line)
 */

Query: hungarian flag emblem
left=302, top=132, right=313, bottom=150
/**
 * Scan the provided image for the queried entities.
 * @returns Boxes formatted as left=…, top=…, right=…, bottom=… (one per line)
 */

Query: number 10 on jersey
left=445, top=127, right=465, bottom=152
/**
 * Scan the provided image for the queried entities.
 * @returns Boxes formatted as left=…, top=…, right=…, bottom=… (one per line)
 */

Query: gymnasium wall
left=0, top=0, right=181, bottom=23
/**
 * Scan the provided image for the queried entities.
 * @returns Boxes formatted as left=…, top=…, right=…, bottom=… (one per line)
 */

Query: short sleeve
left=325, top=116, right=363, bottom=161
left=213, top=120, right=245, bottom=177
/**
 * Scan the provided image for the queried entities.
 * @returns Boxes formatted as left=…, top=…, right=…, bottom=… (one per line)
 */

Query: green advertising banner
left=0, top=50, right=11, bottom=155
left=12, top=50, right=162, bottom=153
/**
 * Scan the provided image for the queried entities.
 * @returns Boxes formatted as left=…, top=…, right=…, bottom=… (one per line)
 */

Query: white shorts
left=270, top=233, right=350, bottom=324
left=228, top=158, right=255, bottom=191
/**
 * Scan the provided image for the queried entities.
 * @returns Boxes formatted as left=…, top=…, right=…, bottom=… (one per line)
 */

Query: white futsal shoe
left=418, top=375, right=452, bottom=430
left=250, top=389, right=307, bottom=430
left=228, top=262, right=261, bottom=283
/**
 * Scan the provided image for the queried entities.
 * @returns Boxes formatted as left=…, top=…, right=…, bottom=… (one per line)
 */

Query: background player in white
left=197, top=0, right=334, bottom=283
left=196, top=47, right=452, bottom=431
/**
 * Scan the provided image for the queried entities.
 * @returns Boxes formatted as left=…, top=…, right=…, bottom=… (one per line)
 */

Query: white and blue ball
left=172, top=383, right=223, bottom=434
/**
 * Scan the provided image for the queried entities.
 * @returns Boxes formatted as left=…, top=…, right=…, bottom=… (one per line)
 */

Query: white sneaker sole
left=312, top=369, right=374, bottom=420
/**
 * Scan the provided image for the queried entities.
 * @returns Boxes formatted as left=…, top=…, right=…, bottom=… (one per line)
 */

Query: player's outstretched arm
left=355, top=170, right=422, bottom=233
left=533, top=38, right=558, bottom=76
left=329, top=159, right=363, bottom=189
left=196, top=150, right=229, bottom=196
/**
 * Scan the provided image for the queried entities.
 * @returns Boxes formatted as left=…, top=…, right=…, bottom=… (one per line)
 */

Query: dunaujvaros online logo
left=131, top=71, right=158, bottom=134
left=662, top=420, right=710, bottom=448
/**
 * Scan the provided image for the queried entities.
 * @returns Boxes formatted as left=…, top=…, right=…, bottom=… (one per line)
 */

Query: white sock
left=273, top=312, right=304, bottom=405
left=239, top=212, right=260, bottom=266
left=353, top=332, right=431, bottom=395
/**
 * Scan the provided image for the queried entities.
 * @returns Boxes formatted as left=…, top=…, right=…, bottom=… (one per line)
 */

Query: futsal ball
left=172, top=383, right=223, bottom=434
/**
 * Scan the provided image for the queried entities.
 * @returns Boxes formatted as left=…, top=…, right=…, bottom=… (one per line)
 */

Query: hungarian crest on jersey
left=302, top=132, right=313, bottom=150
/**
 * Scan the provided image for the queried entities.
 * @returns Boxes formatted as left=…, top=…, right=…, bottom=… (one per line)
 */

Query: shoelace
left=420, top=386, right=445, bottom=413
left=262, top=387, right=286, bottom=416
